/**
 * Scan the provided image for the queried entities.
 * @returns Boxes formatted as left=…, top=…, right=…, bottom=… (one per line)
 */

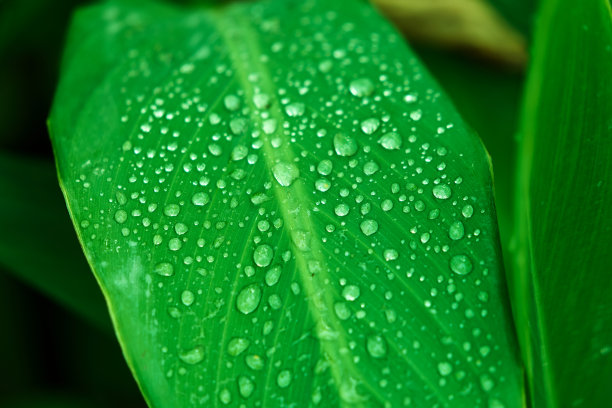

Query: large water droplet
left=265, top=266, right=281, bottom=286
left=231, top=145, right=248, bottom=161
left=366, top=334, right=387, bottom=358
left=360, top=219, right=379, bottom=236
left=363, top=161, right=379, bottom=176
left=192, top=192, right=210, bottom=206
left=378, top=132, right=402, bottom=150
left=342, top=285, right=361, bottom=301
left=236, top=284, right=262, bottom=314
left=437, top=361, right=453, bottom=376
left=432, top=184, right=452, bottom=199
left=272, top=162, right=299, bottom=187
left=450, top=254, right=473, bottom=275
left=334, top=302, right=351, bottom=320
left=245, top=354, right=265, bottom=370
left=154, top=262, right=174, bottom=277
left=179, top=345, right=204, bottom=365
left=360, top=118, right=380, bottom=134
left=238, top=376, right=255, bottom=398
left=181, top=290, right=195, bottom=306
left=334, top=133, right=358, bottom=157
left=223, top=94, right=240, bottom=111
left=253, top=244, right=273, bottom=267
left=349, top=78, right=374, bottom=97
left=227, top=337, right=250, bottom=356
left=277, top=370, right=292, bottom=388
left=449, top=221, right=465, bottom=240
left=285, top=102, right=305, bottom=117
left=164, top=203, right=180, bottom=216
left=317, top=159, right=333, bottom=175
left=334, top=203, right=350, bottom=217
left=462, top=204, right=474, bottom=218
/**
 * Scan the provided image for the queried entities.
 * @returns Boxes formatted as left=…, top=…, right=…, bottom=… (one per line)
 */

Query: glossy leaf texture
left=49, top=0, right=523, bottom=406
left=513, top=0, right=612, bottom=406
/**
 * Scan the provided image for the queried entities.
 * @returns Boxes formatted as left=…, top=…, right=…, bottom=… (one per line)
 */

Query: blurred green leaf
left=50, top=0, right=523, bottom=406
left=513, top=0, right=612, bottom=406
left=0, top=152, right=111, bottom=331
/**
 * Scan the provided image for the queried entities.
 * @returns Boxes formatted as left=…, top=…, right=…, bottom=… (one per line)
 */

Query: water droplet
left=253, top=93, right=270, bottom=109
left=277, top=370, right=292, bottom=388
left=285, top=102, right=305, bottom=117
left=263, top=118, right=277, bottom=134
left=164, top=204, right=180, bottom=216
left=154, top=262, right=174, bottom=277
left=191, top=192, right=210, bottom=206
left=265, top=266, right=281, bottom=286
left=334, top=133, right=358, bottom=157
left=450, top=254, right=473, bottom=275
left=317, top=159, right=333, bottom=175
left=181, top=290, right=194, bottom=306
left=366, top=335, right=387, bottom=358
left=245, top=354, right=265, bottom=370
left=231, top=145, right=248, bottom=161
left=315, top=178, right=331, bottom=192
left=253, top=244, right=273, bottom=267
left=381, top=199, right=393, bottom=212
left=223, top=94, right=240, bottom=111
left=179, top=345, right=204, bottom=365
left=175, top=223, right=188, bottom=235
left=334, top=203, right=350, bottom=217
left=230, top=118, right=248, bottom=135
left=432, top=184, right=452, bottom=199
left=219, top=388, right=232, bottom=405
left=342, top=285, right=360, bottom=301
left=238, top=376, right=254, bottom=398
left=480, top=374, right=495, bottom=391
left=349, top=78, right=374, bottom=97
left=360, top=219, right=379, bottom=236
left=360, top=118, right=380, bottom=134
left=272, top=162, right=299, bottom=187
left=437, top=361, right=453, bottom=376
left=449, top=221, right=465, bottom=240
left=363, top=161, right=379, bottom=176
left=384, top=249, right=398, bottom=261
left=227, top=337, right=250, bottom=356
left=462, top=204, right=474, bottom=218
left=114, top=209, right=127, bottom=224
left=334, top=302, right=351, bottom=320
left=378, top=132, right=402, bottom=150
left=410, top=109, right=422, bottom=121
left=236, top=284, right=262, bottom=314
left=208, top=144, right=222, bottom=156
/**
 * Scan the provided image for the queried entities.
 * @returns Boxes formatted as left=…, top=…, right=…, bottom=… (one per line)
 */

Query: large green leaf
left=49, top=0, right=523, bottom=406
left=513, top=0, right=612, bottom=406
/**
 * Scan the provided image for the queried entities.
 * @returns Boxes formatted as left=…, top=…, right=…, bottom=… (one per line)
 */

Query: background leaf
left=50, top=0, right=523, bottom=406
left=513, top=0, right=612, bottom=406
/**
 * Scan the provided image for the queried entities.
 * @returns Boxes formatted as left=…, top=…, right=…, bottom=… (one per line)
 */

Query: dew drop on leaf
left=285, top=102, right=305, bottom=117
left=227, top=337, right=250, bottom=356
left=342, top=285, right=361, bottom=301
left=317, top=159, right=333, bottom=175
left=114, top=209, right=127, bottom=224
left=236, top=284, right=262, bottom=315
left=231, top=145, right=248, bottom=161
left=245, top=354, right=265, bottom=370
left=449, top=221, right=465, bottom=240
left=178, top=345, right=204, bottom=365
left=164, top=203, right=180, bottom=216
left=366, top=335, right=387, bottom=358
left=334, top=302, right=351, bottom=320
left=153, top=262, right=174, bottom=277
left=432, top=184, right=452, bottom=200
left=223, top=94, right=240, bottom=111
left=450, top=254, right=473, bottom=275
left=333, top=133, right=358, bottom=156
left=272, top=162, right=299, bottom=187
left=276, top=370, right=292, bottom=388
left=360, top=219, right=379, bottom=236
left=181, top=290, right=194, bottom=306
left=253, top=244, right=273, bottom=267
left=437, top=361, right=453, bottom=376
left=378, top=132, right=402, bottom=150
left=363, top=161, right=379, bottom=175
left=349, top=78, right=374, bottom=97
left=265, top=266, right=281, bottom=286
left=462, top=204, right=474, bottom=218
left=334, top=203, right=350, bottom=217
left=384, top=249, right=398, bottom=261
left=360, top=118, right=380, bottom=134
left=191, top=192, right=210, bottom=206
left=238, top=376, right=254, bottom=398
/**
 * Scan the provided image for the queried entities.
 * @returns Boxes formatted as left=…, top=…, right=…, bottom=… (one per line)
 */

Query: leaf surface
left=50, top=0, right=523, bottom=406
left=513, top=0, right=612, bottom=406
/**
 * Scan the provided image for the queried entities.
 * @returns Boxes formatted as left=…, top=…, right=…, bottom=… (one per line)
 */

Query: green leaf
left=513, top=0, right=612, bottom=406
left=0, top=152, right=111, bottom=331
left=50, top=0, right=523, bottom=406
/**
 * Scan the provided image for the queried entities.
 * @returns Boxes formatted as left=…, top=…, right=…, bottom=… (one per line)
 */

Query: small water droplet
left=154, top=262, right=174, bottom=277
left=236, top=284, right=262, bottom=314
left=272, top=162, right=299, bottom=187
left=317, top=159, right=333, bottom=175
left=227, top=337, right=250, bottom=356
left=363, top=161, right=379, bottom=176
left=253, top=244, right=273, bottom=267
left=253, top=93, right=271, bottom=109
left=191, top=192, right=210, bottom=206
left=223, top=94, right=240, bottom=111
left=360, top=219, right=379, bottom=236
left=114, top=209, right=127, bottom=224
left=366, top=334, right=387, bottom=358
left=245, top=354, right=265, bottom=370
left=349, top=78, right=374, bottom=97
left=219, top=388, right=232, bottom=405
left=384, top=249, right=398, bottom=261
left=432, top=185, right=452, bottom=199
left=334, top=203, right=350, bottom=217
left=437, top=361, right=453, bottom=376
left=315, top=178, right=331, bottom=192
left=450, top=254, right=473, bottom=275
left=277, top=370, right=292, bottom=388
left=334, top=133, right=358, bottom=157
left=230, top=118, right=248, bottom=135
left=179, top=345, right=204, bottom=365
left=447, top=220, right=464, bottom=240
left=263, top=119, right=277, bottom=134
left=181, top=290, right=195, bottom=306
left=164, top=204, right=180, bottom=216
left=342, top=285, right=361, bottom=301
left=238, top=376, right=255, bottom=398
left=265, top=266, right=282, bottom=286
left=334, top=302, right=351, bottom=320
left=360, top=118, right=380, bottom=134
left=285, top=102, right=305, bottom=117
left=410, top=109, right=422, bottom=121
left=378, top=132, right=402, bottom=150
left=462, top=204, right=474, bottom=218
